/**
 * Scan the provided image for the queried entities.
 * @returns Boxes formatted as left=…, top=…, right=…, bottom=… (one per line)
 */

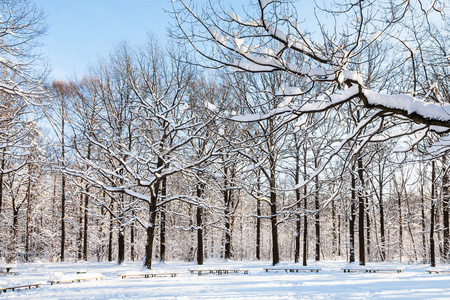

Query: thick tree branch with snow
left=174, top=0, right=450, bottom=138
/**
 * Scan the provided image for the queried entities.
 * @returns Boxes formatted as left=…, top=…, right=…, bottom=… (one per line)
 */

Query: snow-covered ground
left=1, top=260, right=450, bottom=299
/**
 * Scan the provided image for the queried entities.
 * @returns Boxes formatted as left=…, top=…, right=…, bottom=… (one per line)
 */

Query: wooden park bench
left=426, top=270, right=450, bottom=274
left=264, top=268, right=321, bottom=273
left=368, top=268, right=403, bottom=273
left=342, top=268, right=403, bottom=273
left=188, top=269, right=249, bottom=275
left=118, top=272, right=178, bottom=279
left=341, top=268, right=368, bottom=273
left=48, top=276, right=105, bottom=285
left=0, top=265, right=18, bottom=276
left=0, top=283, right=42, bottom=293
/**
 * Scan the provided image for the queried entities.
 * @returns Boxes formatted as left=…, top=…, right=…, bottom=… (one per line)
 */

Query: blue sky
left=35, top=0, right=315, bottom=80
left=36, top=0, right=174, bottom=80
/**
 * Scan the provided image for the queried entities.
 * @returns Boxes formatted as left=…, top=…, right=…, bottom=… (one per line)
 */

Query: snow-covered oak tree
left=172, top=0, right=450, bottom=266
left=0, top=0, right=46, bottom=102
left=173, top=0, right=450, bottom=153
left=0, top=0, right=46, bottom=219
left=67, top=39, right=218, bottom=269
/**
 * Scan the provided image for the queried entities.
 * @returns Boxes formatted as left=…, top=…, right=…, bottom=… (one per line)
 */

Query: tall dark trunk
left=443, top=157, right=449, bottom=262
left=60, top=173, right=66, bottom=262
left=332, top=199, right=337, bottom=257
left=144, top=191, right=158, bottom=269
left=0, top=149, right=5, bottom=215
left=160, top=177, right=167, bottom=262
left=256, top=171, right=261, bottom=260
left=118, top=229, right=125, bottom=264
left=338, top=214, right=341, bottom=256
left=357, top=157, right=366, bottom=266
left=350, top=164, right=356, bottom=263
left=421, top=173, right=426, bottom=262
left=83, top=187, right=89, bottom=261
left=398, top=191, right=403, bottom=262
left=130, top=210, right=135, bottom=261
left=224, top=212, right=231, bottom=260
left=366, top=198, right=371, bottom=260
left=78, top=195, right=83, bottom=260
left=302, top=156, right=308, bottom=266
left=224, top=165, right=232, bottom=260
left=196, top=182, right=205, bottom=265
left=315, top=169, right=320, bottom=261
left=108, top=198, right=114, bottom=262
left=270, top=189, right=279, bottom=266
left=117, top=194, right=126, bottom=265
left=379, top=171, right=386, bottom=261
left=256, top=198, right=261, bottom=260
left=83, top=144, right=91, bottom=261
left=268, top=119, right=279, bottom=266
left=294, top=149, right=301, bottom=263
left=430, top=161, right=436, bottom=267
left=60, top=116, right=66, bottom=262
left=196, top=207, right=204, bottom=264
left=25, top=166, right=31, bottom=262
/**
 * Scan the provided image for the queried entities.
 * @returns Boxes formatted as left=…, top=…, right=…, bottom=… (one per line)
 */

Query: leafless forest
left=1, top=0, right=450, bottom=269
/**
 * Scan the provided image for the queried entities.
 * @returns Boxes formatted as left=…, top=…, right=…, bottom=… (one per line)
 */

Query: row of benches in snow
left=2, top=267, right=450, bottom=293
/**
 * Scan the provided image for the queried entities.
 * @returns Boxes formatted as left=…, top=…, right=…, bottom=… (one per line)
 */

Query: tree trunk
left=398, top=191, right=403, bottom=262
left=25, top=166, right=31, bottom=262
left=256, top=171, right=261, bottom=260
left=357, top=157, right=366, bottom=266
left=224, top=210, right=231, bottom=260
left=256, top=198, right=261, bottom=260
left=196, top=206, right=204, bottom=265
left=294, top=150, right=301, bottom=263
left=160, top=177, right=167, bottom=262
left=268, top=119, right=279, bottom=266
left=0, top=149, right=5, bottom=215
left=224, top=165, right=232, bottom=260
left=379, top=171, right=386, bottom=261
left=78, top=196, right=83, bottom=261
left=350, top=164, right=356, bottom=263
left=332, top=199, right=337, bottom=257
left=421, top=173, right=426, bottom=262
left=303, top=156, right=308, bottom=266
left=60, top=173, right=66, bottom=262
left=443, top=157, right=449, bottom=262
left=430, top=160, right=436, bottom=267
left=60, top=116, right=66, bottom=262
left=108, top=198, right=114, bottom=262
left=117, top=194, right=126, bottom=265
left=83, top=187, right=89, bottom=261
left=338, top=214, right=341, bottom=256
left=315, top=168, right=320, bottom=261
left=144, top=191, right=158, bottom=269
left=118, top=229, right=125, bottom=265
left=130, top=211, right=135, bottom=261
left=83, top=144, right=91, bottom=261
left=366, top=198, right=371, bottom=260
left=270, top=189, right=279, bottom=266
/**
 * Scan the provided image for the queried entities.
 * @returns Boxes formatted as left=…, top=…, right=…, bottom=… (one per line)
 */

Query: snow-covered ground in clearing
left=1, top=260, right=450, bottom=299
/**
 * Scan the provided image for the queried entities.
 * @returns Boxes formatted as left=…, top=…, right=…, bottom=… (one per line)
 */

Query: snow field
left=1, top=260, right=450, bottom=299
